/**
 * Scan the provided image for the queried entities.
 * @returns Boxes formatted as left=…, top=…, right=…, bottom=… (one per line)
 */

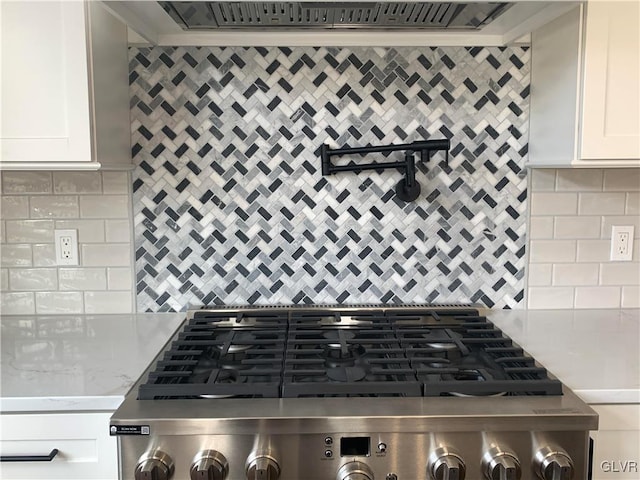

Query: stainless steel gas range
left=110, top=306, right=598, bottom=480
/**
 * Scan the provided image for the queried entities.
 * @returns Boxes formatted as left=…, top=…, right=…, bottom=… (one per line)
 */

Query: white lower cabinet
left=0, top=412, right=117, bottom=480
left=590, top=404, right=640, bottom=480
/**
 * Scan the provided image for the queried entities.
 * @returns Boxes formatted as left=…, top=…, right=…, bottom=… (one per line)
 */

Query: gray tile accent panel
left=130, top=46, right=529, bottom=312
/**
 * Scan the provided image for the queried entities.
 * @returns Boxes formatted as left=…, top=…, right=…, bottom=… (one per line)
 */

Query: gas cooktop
left=138, top=306, right=562, bottom=400
left=113, top=305, right=597, bottom=480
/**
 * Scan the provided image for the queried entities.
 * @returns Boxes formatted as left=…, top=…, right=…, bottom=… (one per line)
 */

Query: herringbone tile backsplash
left=130, top=46, right=529, bottom=312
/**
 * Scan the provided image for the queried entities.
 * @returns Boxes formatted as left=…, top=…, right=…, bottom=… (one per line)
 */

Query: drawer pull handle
left=0, top=448, right=59, bottom=462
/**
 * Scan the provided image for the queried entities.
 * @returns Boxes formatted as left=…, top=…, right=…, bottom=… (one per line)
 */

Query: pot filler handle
left=320, top=139, right=450, bottom=202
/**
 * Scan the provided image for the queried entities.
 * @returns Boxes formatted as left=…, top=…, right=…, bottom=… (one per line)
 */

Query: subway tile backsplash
left=528, top=169, right=640, bottom=309
left=0, top=171, right=134, bottom=314
left=1, top=49, right=638, bottom=315
left=2, top=171, right=52, bottom=194
left=129, top=46, right=531, bottom=312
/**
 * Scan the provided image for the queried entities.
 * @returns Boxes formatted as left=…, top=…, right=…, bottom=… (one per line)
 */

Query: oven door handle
left=0, top=448, right=59, bottom=462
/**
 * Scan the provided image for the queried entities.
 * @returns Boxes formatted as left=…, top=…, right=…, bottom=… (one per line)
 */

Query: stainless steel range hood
left=159, top=2, right=513, bottom=30
left=103, top=1, right=582, bottom=46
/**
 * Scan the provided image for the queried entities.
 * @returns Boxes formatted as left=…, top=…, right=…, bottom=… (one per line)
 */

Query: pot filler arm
left=319, top=139, right=450, bottom=202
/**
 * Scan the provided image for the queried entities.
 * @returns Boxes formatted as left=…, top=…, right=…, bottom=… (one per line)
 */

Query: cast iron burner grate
left=282, top=325, right=421, bottom=397
left=138, top=311, right=287, bottom=399
left=138, top=307, right=562, bottom=399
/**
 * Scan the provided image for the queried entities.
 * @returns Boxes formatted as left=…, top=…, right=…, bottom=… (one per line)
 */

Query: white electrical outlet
left=610, top=225, right=634, bottom=261
left=54, top=229, right=79, bottom=266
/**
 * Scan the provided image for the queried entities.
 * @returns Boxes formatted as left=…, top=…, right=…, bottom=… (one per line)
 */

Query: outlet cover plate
left=54, top=229, right=79, bottom=266
left=610, top=225, right=634, bottom=261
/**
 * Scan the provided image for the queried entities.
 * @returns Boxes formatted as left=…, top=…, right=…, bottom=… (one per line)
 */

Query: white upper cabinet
left=0, top=1, right=131, bottom=171
left=580, top=1, right=640, bottom=161
left=529, top=1, right=640, bottom=168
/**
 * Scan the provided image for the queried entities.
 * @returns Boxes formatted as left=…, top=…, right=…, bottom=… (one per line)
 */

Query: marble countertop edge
left=0, top=395, right=126, bottom=413
left=575, top=389, right=640, bottom=405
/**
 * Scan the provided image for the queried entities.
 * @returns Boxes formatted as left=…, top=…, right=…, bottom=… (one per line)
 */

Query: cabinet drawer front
left=0, top=412, right=117, bottom=480
left=590, top=405, right=640, bottom=480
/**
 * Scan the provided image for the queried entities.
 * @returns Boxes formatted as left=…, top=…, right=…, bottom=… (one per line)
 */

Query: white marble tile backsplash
left=58, top=267, right=108, bottom=290
left=53, top=171, right=102, bottom=193
left=1, top=291, right=35, bottom=314
left=79, top=194, right=129, bottom=218
left=102, top=172, right=129, bottom=194
left=35, top=291, right=84, bottom=314
left=83, top=291, right=133, bottom=314
left=1, top=196, right=28, bottom=219
left=81, top=244, right=131, bottom=267
left=621, top=286, right=640, bottom=308
left=0, top=171, right=134, bottom=314
left=528, top=168, right=640, bottom=309
left=9, top=268, right=58, bottom=291
left=0, top=269, right=9, bottom=290
left=29, top=195, right=79, bottom=218
left=554, top=216, right=601, bottom=239
left=5, top=219, right=54, bottom=243
left=1, top=244, right=33, bottom=267
left=1, top=171, right=52, bottom=194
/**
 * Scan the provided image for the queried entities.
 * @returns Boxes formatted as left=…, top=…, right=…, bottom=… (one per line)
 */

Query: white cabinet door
left=0, top=1, right=96, bottom=169
left=580, top=1, right=640, bottom=161
left=590, top=404, right=640, bottom=480
left=0, top=412, right=117, bottom=480
left=0, top=1, right=131, bottom=171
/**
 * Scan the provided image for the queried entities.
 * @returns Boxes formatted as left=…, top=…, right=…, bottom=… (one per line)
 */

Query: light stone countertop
left=0, top=309, right=638, bottom=413
left=488, top=309, right=640, bottom=404
left=0, top=313, right=185, bottom=413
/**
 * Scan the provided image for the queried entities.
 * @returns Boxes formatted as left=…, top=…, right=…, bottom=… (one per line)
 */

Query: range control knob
left=428, top=447, right=466, bottom=480
left=191, top=450, right=229, bottom=480
left=246, top=454, right=280, bottom=480
left=337, top=461, right=373, bottom=480
left=482, top=448, right=522, bottom=480
left=534, top=447, right=574, bottom=480
left=135, top=450, right=174, bottom=480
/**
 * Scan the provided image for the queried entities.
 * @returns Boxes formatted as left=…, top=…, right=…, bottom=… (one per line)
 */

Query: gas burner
left=322, top=329, right=356, bottom=349
left=444, top=368, right=508, bottom=397
left=199, top=368, right=247, bottom=399
left=290, top=311, right=388, bottom=328
left=190, top=355, right=244, bottom=383
left=423, top=330, right=461, bottom=350
left=412, top=357, right=451, bottom=369
left=449, top=391, right=507, bottom=398
left=324, top=343, right=366, bottom=362
left=220, top=344, right=251, bottom=353
left=400, top=329, right=432, bottom=339
left=190, top=353, right=220, bottom=382
left=214, top=331, right=258, bottom=353
left=326, top=365, right=368, bottom=382
left=451, top=368, right=484, bottom=382
left=323, top=344, right=369, bottom=382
